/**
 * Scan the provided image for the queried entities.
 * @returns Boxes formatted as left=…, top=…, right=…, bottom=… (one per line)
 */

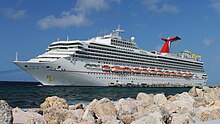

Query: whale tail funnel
left=160, top=36, right=181, bottom=53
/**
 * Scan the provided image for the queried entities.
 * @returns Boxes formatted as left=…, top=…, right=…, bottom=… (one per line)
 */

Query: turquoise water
left=0, top=81, right=191, bottom=108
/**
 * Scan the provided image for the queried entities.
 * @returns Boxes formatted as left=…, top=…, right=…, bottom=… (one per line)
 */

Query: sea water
left=0, top=81, right=191, bottom=108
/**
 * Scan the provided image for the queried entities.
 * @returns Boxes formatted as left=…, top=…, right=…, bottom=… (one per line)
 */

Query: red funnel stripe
left=160, top=36, right=181, bottom=53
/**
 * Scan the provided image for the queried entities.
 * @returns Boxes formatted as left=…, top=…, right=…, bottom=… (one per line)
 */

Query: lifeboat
left=164, top=71, right=171, bottom=75
left=133, top=68, right=142, bottom=73
left=157, top=70, right=164, bottom=75
left=149, top=69, right=157, bottom=74
left=170, top=72, right=177, bottom=76
left=112, top=66, right=124, bottom=72
left=102, top=65, right=111, bottom=71
left=123, top=67, right=132, bottom=73
left=176, top=72, right=183, bottom=76
left=183, top=73, right=193, bottom=77
left=141, top=69, right=149, bottom=74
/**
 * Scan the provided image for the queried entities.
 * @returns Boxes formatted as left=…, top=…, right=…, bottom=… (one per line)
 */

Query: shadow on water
left=0, top=81, right=191, bottom=108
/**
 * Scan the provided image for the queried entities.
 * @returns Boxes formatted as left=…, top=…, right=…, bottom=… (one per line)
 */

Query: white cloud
left=74, top=0, right=109, bottom=14
left=210, top=0, right=220, bottom=12
left=2, top=8, right=26, bottom=20
left=142, top=0, right=179, bottom=14
left=203, top=38, right=213, bottom=47
left=37, top=14, right=89, bottom=29
left=38, top=0, right=119, bottom=29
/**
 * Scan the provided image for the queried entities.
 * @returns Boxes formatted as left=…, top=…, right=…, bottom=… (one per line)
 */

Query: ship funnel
left=160, top=36, right=181, bottom=53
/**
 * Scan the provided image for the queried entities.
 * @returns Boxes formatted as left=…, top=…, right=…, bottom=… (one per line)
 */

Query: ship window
left=24, top=65, right=28, bottom=68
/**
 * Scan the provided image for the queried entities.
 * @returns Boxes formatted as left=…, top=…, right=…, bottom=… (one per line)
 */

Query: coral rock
left=92, top=98, right=117, bottom=123
left=69, top=103, right=83, bottom=110
left=153, top=94, right=167, bottom=105
left=0, top=100, right=13, bottom=124
left=13, top=107, right=45, bottom=124
left=40, top=96, right=68, bottom=110
left=188, top=86, right=198, bottom=97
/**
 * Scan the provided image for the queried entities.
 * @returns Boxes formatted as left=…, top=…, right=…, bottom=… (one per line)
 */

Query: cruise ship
left=14, top=27, right=207, bottom=86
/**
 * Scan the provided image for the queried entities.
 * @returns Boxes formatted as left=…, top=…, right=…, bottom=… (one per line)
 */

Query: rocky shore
left=1, top=86, right=220, bottom=124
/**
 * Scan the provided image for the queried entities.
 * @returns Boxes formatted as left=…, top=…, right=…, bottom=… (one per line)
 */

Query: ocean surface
left=0, top=81, right=191, bottom=108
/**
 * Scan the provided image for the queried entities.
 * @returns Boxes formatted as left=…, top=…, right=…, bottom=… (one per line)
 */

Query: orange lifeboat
left=141, top=69, right=149, bottom=74
left=123, top=67, right=132, bottom=72
left=157, top=70, right=164, bottom=75
left=176, top=72, right=183, bottom=76
left=133, top=68, right=142, bottom=73
left=149, top=69, right=157, bottom=74
left=102, top=65, right=111, bottom=71
left=170, top=72, right=177, bottom=76
left=164, top=71, right=171, bottom=75
left=183, top=73, right=193, bottom=77
left=112, top=66, right=124, bottom=72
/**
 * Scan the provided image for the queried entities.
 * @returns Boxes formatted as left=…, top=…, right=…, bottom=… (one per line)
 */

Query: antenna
left=67, top=36, right=69, bottom=41
left=15, top=51, right=18, bottom=61
left=117, top=24, right=121, bottom=30
left=113, top=25, right=125, bottom=36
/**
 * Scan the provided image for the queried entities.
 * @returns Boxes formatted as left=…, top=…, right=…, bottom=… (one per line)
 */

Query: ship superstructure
left=14, top=27, right=207, bottom=86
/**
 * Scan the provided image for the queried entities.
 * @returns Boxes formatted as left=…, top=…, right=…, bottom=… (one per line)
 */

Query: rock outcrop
left=13, top=107, right=45, bottom=124
left=4, top=86, right=220, bottom=124
left=40, top=96, right=68, bottom=110
left=0, top=100, right=13, bottom=124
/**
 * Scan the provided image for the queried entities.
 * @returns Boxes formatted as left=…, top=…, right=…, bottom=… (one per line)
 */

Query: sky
left=0, top=0, right=220, bottom=84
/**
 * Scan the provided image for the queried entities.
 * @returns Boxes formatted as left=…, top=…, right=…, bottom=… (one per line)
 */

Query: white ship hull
left=14, top=58, right=206, bottom=86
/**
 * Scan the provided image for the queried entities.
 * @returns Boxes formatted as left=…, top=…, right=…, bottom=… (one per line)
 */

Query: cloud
left=37, top=14, right=89, bottom=29
left=210, top=0, right=220, bottom=12
left=38, top=0, right=119, bottom=29
left=2, top=8, right=26, bottom=20
left=142, top=0, right=179, bottom=14
left=203, top=38, right=213, bottom=47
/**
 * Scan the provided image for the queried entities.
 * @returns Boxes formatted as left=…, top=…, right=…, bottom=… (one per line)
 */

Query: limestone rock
left=105, top=119, right=124, bottom=124
left=69, top=103, right=83, bottom=110
left=133, top=105, right=169, bottom=124
left=193, top=106, right=206, bottom=122
left=40, top=96, right=68, bottom=110
left=194, top=97, right=208, bottom=108
left=153, top=94, right=167, bottom=105
left=115, top=98, right=137, bottom=124
left=24, top=118, right=45, bottom=124
left=206, top=108, right=220, bottom=121
left=136, top=92, right=154, bottom=104
left=0, top=100, right=13, bottom=124
left=170, top=113, right=194, bottom=124
left=131, top=115, right=163, bottom=124
left=82, top=106, right=95, bottom=123
left=188, top=86, right=198, bottom=97
left=177, top=92, right=195, bottom=103
left=194, top=106, right=220, bottom=122
left=84, top=99, right=98, bottom=110
left=13, top=107, right=45, bottom=124
left=43, top=107, right=84, bottom=124
left=145, top=105, right=169, bottom=122
left=202, top=86, right=211, bottom=92
left=209, top=100, right=220, bottom=107
left=131, top=105, right=169, bottom=124
left=92, top=98, right=117, bottom=123
left=134, top=99, right=153, bottom=117
left=63, top=118, right=77, bottom=124
left=165, top=92, right=195, bottom=114
left=196, top=88, right=204, bottom=97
